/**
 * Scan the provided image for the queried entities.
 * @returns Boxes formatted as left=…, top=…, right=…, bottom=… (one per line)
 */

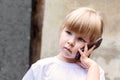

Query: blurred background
left=0, top=0, right=120, bottom=80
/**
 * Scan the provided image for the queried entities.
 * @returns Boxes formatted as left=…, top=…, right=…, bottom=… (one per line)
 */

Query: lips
left=64, top=47, right=72, bottom=53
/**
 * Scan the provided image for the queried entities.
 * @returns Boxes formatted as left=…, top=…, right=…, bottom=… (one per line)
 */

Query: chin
left=61, top=52, right=76, bottom=59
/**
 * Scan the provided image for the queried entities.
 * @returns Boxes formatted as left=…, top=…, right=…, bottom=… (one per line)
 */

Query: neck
left=57, top=54, right=77, bottom=63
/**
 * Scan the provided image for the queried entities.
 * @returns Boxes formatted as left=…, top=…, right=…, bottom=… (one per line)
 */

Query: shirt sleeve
left=22, top=68, right=34, bottom=80
left=100, top=67, right=105, bottom=80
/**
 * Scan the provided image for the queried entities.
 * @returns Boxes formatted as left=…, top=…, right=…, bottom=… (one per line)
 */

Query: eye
left=78, top=37, right=85, bottom=42
left=65, top=30, right=72, bottom=35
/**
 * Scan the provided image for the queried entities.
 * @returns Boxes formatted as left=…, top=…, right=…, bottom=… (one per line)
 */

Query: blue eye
left=78, top=37, right=85, bottom=42
left=65, top=31, right=72, bottom=35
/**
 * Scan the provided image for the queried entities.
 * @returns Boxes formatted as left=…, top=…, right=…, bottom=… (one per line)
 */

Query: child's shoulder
left=36, top=57, right=55, bottom=64
left=99, top=66, right=105, bottom=74
left=31, top=57, right=56, bottom=69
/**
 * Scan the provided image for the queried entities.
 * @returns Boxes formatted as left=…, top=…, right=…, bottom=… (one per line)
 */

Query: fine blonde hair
left=62, top=7, right=104, bottom=43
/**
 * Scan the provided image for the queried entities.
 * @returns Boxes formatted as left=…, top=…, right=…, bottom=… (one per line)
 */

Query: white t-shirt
left=22, top=56, right=105, bottom=80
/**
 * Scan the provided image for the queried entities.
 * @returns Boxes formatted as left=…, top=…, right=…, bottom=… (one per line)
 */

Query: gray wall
left=41, top=0, right=120, bottom=80
left=0, top=0, right=31, bottom=80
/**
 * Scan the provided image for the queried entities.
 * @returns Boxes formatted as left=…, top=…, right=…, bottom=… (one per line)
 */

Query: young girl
left=22, top=7, right=105, bottom=80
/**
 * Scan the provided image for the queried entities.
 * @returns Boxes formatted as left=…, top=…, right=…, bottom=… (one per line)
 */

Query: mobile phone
left=75, top=38, right=103, bottom=60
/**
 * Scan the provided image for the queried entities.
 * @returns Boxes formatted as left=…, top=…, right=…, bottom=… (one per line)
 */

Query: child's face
left=59, top=28, right=90, bottom=59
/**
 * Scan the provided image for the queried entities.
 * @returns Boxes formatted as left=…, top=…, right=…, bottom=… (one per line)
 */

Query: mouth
left=64, top=47, right=72, bottom=53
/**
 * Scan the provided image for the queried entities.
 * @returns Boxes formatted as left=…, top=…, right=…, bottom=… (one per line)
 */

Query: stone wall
left=41, top=0, right=120, bottom=80
left=0, top=0, right=31, bottom=80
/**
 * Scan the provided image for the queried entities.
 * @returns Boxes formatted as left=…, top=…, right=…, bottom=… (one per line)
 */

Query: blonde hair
left=62, top=7, right=104, bottom=43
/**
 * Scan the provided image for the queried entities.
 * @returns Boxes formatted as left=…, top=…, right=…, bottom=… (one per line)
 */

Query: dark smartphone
left=75, top=38, right=103, bottom=60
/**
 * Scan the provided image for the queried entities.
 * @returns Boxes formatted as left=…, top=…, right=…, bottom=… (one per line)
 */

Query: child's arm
left=76, top=43, right=100, bottom=80
left=86, top=60, right=100, bottom=80
left=77, top=58, right=100, bottom=80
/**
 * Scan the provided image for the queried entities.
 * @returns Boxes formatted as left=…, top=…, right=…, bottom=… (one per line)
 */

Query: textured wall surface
left=41, top=0, right=120, bottom=80
left=0, top=0, right=31, bottom=80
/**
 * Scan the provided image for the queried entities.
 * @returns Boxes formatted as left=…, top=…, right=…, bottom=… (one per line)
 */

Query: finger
left=78, top=48, right=87, bottom=60
left=84, top=43, right=88, bottom=52
left=78, top=48, right=84, bottom=56
left=86, top=45, right=96, bottom=57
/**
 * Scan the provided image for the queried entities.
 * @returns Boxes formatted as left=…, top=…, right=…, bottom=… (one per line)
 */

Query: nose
left=67, top=38, right=75, bottom=47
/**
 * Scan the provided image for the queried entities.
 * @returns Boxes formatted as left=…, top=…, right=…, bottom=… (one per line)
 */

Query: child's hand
left=76, top=43, right=98, bottom=69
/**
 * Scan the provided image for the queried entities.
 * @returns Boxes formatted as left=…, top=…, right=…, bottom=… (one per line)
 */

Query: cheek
left=59, top=35, right=67, bottom=47
left=73, top=43, right=84, bottom=53
left=75, top=42, right=85, bottom=49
